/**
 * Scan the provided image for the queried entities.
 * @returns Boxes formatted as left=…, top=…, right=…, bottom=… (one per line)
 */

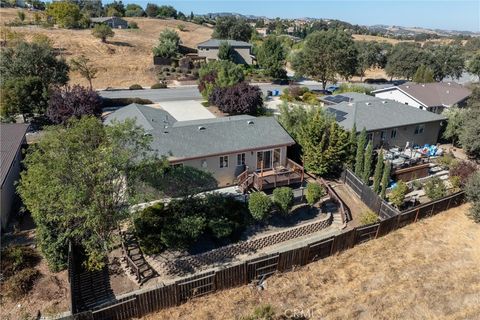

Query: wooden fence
left=63, top=190, right=466, bottom=320
left=342, top=169, right=399, bottom=219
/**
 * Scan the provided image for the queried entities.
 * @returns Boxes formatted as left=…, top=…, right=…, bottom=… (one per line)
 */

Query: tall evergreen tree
left=354, top=128, right=367, bottom=176
left=381, top=161, right=391, bottom=199
left=347, top=124, right=357, bottom=169
left=373, top=149, right=384, bottom=194
left=362, top=141, right=373, bottom=184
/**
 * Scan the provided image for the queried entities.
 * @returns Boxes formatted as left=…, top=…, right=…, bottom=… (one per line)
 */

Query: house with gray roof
left=197, top=39, right=255, bottom=65
left=90, top=16, right=128, bottom=29
left=325, top=93, right=447, bottom=149
left=372, top=82, right=471, bottom=113
left=105, top=104, right=302, bottom=189
left=1, top=123, right=28, bottom=230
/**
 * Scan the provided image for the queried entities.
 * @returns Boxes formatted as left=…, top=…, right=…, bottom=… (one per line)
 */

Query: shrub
left=302, top=91, right=319, bottom=105
left=129, top=84, right=143, bottom=90
left=92, top=24, right=115, bottom=43
left=0, top=245, right=40, bottom=279
left=242, top=304, right=276, bottom=320
left=151, top=82, right=167, bottom=89
left=436, top=153, right=457, bottom=169
left=128, top=21, right=139, bottom=29
left=449, top=161, right=477, bottom=187
left=133, top=203, right=168, bottom=254
left=198, top=60, right=244, bottom=99
left=360, top=210, right=379, bottom=225
left=177, top=24, right=186, bottom=31
left=305, top=182, right=326, bottom=205
left=424, top=177, right=447, bottom=201
left=388, top=180, right=408, bottom=209
left=248, top=192, right=272, bottom=221
left=209, top=82, right=263, bottom=115
left=466, top=172, right=480, bottom=223
left=163, top=67, right=170, bottom=72
left=272, top=187, right=294, bottom=214
left=47, top=85, right=102, bottom=125
left=3, top=268, right=40, bottom=298
left=101, top=97, right=154, bottom=108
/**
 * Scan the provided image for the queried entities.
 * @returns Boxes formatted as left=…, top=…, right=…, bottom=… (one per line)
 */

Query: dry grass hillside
left=147, top=204, right=480, bottom=320
left=0, top=8, right=212, bottom=88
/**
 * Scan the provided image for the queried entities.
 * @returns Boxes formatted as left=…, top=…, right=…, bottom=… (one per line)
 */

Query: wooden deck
left=237, top=159, right=304, bottom=192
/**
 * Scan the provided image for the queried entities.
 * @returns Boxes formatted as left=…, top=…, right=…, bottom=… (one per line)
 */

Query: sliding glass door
left=256, top=150, right=272, bottom=171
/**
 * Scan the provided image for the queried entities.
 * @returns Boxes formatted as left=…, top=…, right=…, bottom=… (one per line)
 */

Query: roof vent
left=163, top=131, right=168, bottom=134
left=446, top=90, right=449, bottom=94
left=381, top=100, right=387, bottom=104
left=198, top=126, right=206, bottom=131
left=447, top=82, right=451, bottom=86
left=405, top=85, right=409, bottom=89
left=365, top=102, right=372, bottom=106
left=421, top=84, right=425, bottom=87
left=348, top=102, right=354, bottom=107
left=247, top=120, right=254, bottom=125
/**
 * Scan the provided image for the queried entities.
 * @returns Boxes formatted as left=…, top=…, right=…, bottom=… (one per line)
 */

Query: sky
left=107, top=0, right=480, bottom=32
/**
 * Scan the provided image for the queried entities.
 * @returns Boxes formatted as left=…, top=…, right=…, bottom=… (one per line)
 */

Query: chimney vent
left=198, top=126, right=206, bottom=131
left=247, top=120, right=254, bottom=125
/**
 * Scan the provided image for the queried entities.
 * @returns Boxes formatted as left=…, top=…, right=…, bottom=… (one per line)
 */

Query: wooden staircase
left=121, top=232, right=157, bottom=286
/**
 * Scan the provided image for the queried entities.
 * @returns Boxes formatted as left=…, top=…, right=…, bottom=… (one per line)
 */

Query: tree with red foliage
left=450, top=161, right=478, bottom=187
left=47, top=85, right=102, bottom=125
left=209, top=82, right=263, bottom=115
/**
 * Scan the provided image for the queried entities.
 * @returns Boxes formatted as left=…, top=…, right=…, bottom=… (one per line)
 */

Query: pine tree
left=362, top=141, right=373, bottom=184
left=354, top=128, right=367, bottom=176
left=347, top=124, right=357, bottom=169
left=381, top=161, right=391, bottom=199
left=373, top=149, right=384, bottom=194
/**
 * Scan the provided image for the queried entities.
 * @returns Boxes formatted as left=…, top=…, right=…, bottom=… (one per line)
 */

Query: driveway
left=156, top=100, right=215, bottom=121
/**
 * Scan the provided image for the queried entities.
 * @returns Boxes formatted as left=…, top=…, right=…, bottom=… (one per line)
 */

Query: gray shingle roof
left=90, top=17, right=126, bottom=23
left=1, top=124, right=28, bottom=187
left=104, top=104, right=294, bottom=160
left=326, top=95, right=446, bottom=132
left=197, top=39, right=252, bottom=48
left=373, top=82, right=471, bottom=107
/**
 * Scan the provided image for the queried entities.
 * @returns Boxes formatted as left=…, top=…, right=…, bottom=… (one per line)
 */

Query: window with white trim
left=220, top=155, right=229, bottom=168
left=236, top=153, right=245, bottom=166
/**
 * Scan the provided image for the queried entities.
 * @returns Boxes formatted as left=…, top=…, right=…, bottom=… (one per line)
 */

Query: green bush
left=388, top=180, right=408, bottom=208
left=424, top=177, right=447, bottom=201
left=3, top=268, right=40, bottom=298
left=435, top=153, right=458, bottom=169
left=360, top=210, right=379, bottom=225
left=129, top=84, right=143, bottom=90
left=302, top=91, right=319, bottom=105
left=248, top=192, right=272, bottom=221
left=0, top=245, right=40, bottom=279
left=272, top=187, right=294, bottom=214
left=133, top=203, right=168, bottom=254
left=466, top=172, right=480, bottom=223
left=305, top=182, right=325, bottom=205
left=151, top=82, right=168, bottom=89
left=128, top=21, right=139, bottom=29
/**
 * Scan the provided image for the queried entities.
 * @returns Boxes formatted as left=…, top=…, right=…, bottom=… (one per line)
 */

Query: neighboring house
left=197, top=39, right=255, bottom=65
left=90, top=17, right=128, bottom=29
left=372, top=82, right=471, bottom=113
left=104, top=104, right=303, bottom=190
left=323, top=93, right=447, bottom=149
left=0, top=123, right=28, bottom=230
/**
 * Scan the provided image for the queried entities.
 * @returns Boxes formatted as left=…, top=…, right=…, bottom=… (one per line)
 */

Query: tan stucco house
left=197, top=39, right=255, bottom=65
left=105, top=104, right=303, bottom=191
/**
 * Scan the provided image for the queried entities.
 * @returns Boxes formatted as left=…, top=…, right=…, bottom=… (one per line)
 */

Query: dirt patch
left=145, top=204, right=480, bottom=319
left=1, top=8, right=212, bottom=89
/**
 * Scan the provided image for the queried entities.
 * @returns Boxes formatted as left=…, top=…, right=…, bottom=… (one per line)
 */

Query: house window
left=367, top=133, right=373, bottom=142
left=405, top=102, right=409, bottom=105
left=236, top=153, right=246, bottom=166
left=380, top=130, right=387, bottom=141
left=414, top=124, right=425, bottom=135
left=391, top=128, right=397, bottom=139
left=220, top=155, right=229, bottom=168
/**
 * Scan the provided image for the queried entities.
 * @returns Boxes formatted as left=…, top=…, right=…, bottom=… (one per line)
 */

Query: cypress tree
left=354, top=128, right=367, bottom=176
left=373, top=149, right=384, bottom=194
left=362, top=141, right=373, bottom=184
left=381, top=161, right=391, bottom=199
left=347, top=124, right=357, bottom=169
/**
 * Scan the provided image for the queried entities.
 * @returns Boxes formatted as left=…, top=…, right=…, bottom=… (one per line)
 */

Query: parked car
left=312, top=89, right=332, bottom=95
left=325, top=85, right=339, bottom=92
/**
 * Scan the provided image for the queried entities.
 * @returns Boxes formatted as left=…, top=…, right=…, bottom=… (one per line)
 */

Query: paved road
left=98, top=82, right=391, bottom=103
